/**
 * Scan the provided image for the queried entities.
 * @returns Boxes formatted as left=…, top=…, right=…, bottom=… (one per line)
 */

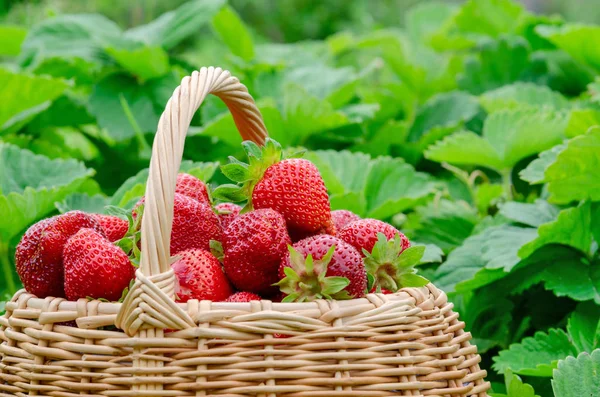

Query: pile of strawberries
left=15, top=139, right=427, bottom=304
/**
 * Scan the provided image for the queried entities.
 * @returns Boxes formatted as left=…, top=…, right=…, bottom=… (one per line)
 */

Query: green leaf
left=493, top=329, right=577, bottom=377
left=55, top=193, right=109, bottom=214
left=537, top=24, right=600, bottom=74
left=405, top=2, right=456, bottom=44
left=458, top=36, right=534, bottom=95
left=19, top=14, right=123, bottom=68
left=0, top=143, right=94, bottom=242
left=567, top=302, right=600, bottom=354
left=426, top=108, right=568, bottom=171
left=543, top=128, right=600, bottom=204
left=105, top=46, right=170, bottom=81
left=0, top=69, right=69, bottom=132
left=566, top=108, right=600, bottom=138
left=419, top=243, right=444, bottom=264
left=211, top=5, right=254, bottom=61
left=494, top=370, right=539, bottom=397
left=519, top=143, right=567, bottom=184
left=88, top=72, right=178, bottom=141
left=499, top=200, right=559, bottom=228
left=543, top=255, right=600, bottom=304
left=0, top=25, right=27, bottom=56
left=479, top=83, right=570, bottom=113
left=407, top=91, right=480, bottom=143
left=305, top=150, right=435, bottom=218
left=405, top=199, right=479, bottom=254
left=552, top=350, right=600, bottom=397
left=451, top=0, right=525, bottom=39
left=519, top=201, right=593, bottom=259
left=482, top=225, right=537, bottom=271
left=124, top=0, right=226, bottom=50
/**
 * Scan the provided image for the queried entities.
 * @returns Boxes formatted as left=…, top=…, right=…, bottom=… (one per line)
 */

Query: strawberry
left=224, top=292, right=262, bottom=302
left=215, top=203, right=241, bottom=230
left=93, top=214, right=128, bottom=242
left=214, top=139, right=334, bottom=242
left=15, top=211, right=103, bottom=298
left=222, top=208, right=291, bottom=296
left=277, top=235, right=366, bottom=302
left=331, top=210, right=360, bottom=231
left=63, top=228, right=135, bottom=301
left=176, top=173, right=210, bottom=204
left=171, top=249, right=232, bottom=302
left=135, top=193, right=222, bottom=255
left=363, top=233, right=428, bottom=293
left=338, top=219, right=410, bottom=256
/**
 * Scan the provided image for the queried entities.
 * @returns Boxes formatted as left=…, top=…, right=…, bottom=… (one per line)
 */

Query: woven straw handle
left=140, top=67, right=267, bottom=278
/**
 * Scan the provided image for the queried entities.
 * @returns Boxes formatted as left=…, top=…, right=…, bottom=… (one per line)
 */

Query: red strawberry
left=215, top=203, right=241, bottom=230
left=63, top=228, right=135, bottom=301
left=93, top=214, right=128, bottom=242
left=224, top=291, right=262, bottom=302
left=277, top=235, right=366, bottom=302
left=214, top=139, right=335, bottom=242
left=176, top=173, right=210, bottom=204
left=331, top=210, right=360, bottom=231
left=172, top=249, right=232, bottom=302
left=338, top=219, right=410, bottom=256
left=15, top=211, right=103, bottom=298
left=369, top=286, right=393, bottom=294
left=223, top=208, right=291, bottom=296
left=135, top=193, right=222, bottom=255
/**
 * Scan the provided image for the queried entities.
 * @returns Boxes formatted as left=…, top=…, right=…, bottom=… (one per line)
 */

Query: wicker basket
left=0, top=67, right=490, bottom=397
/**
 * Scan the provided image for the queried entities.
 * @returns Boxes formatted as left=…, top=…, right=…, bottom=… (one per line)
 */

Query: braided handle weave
left=140, top=67, right=267, bottom=278
left=116, top=67, right=267, bottom=337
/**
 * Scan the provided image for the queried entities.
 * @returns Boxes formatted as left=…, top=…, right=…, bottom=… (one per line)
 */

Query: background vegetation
left=1, top=0, right=600, bottom=396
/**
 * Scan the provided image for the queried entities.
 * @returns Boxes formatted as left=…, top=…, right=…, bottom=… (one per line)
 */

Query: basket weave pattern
left=0, top=67, right=490, bottom=396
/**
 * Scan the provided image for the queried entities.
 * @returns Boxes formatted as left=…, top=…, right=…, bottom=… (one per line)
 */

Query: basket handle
left=139, top=67, right=267, bottom=279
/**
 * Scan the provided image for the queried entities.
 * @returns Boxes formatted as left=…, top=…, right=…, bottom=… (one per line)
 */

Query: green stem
left=501, top=169, right=513, bottom=200
left=119, top=93, right=152, bottom=159
left=0, top=244, right=17, bottom=294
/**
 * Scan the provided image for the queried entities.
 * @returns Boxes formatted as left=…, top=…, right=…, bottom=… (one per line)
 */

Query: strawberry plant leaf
left=426, top=108, right=568, bottom=171
left=0, top=69, right=69, bottom=132
left=541, top=127, right=600, bottom=204
left=211, top=5, right=254, bottom=61
left=552, top=350, right=600, bottom=397
left=479, top=83, right=570, bottom=113
left=0, top=25, right=27, bottom=56
left=56, top=193, right=109, bottom=214
left=519, top=201, right=593, bottom=259
left=105, top=46, right=170, bottom=82
left=519, top=143, right=567, bottom=184
left=124, top=0, right=226, bottom=50
left=567, top=302, right=600, bottom=354
left=19, top=14, right=123, bottom=68
left=482, top=225, right=537, bottom=271
left=447, top=0, right=524, bottom=40
left=499, top=200, right=559, bottom=228
left=405, top=1, right=456, bottom=44
left=566, top=108, right=600, bottom=138
left=493, top=328, right=577, bottom=377
left=537, top=24, right=600, bottom=74
left=491, top=370, right=539, bottom=397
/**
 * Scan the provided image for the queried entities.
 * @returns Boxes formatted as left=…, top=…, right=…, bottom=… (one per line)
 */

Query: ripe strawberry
left=171, top=249, right=232, bottom=302
left=363, top=233, right=428, bottom=293
left=176, top=173, right=210, bottom=204
left=331, top=210, right=360, bottom=231
left=214, top=139, right=334, bottom=242
left=277, top=235, right=366, bottom=302
left=338, top=219, right=410, bottom=256
left=15, top=211, right=103, bottom=298
left=93, top=214, right=128, bottom=242
left=63, top=228, right=135, bottom=301
left=215, top=203, right=241, bottom=230
left=224, top=292, right=262, bottom=302
left=135, top=193, right=222, bottom=255
left=223, top=208, right=291, bottom=296
left=369, top=286, right=393, bottom=294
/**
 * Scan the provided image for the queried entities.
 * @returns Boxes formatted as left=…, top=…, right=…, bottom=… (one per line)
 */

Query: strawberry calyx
left=212, top=138, right=302, bottom=211
left=209, top=239, right=224, bottom=262
left=275, top=245, right=351, bottom=303
left=105, top=204, right=143, bottom=267
left=363, top=233, right=429, bottom=293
